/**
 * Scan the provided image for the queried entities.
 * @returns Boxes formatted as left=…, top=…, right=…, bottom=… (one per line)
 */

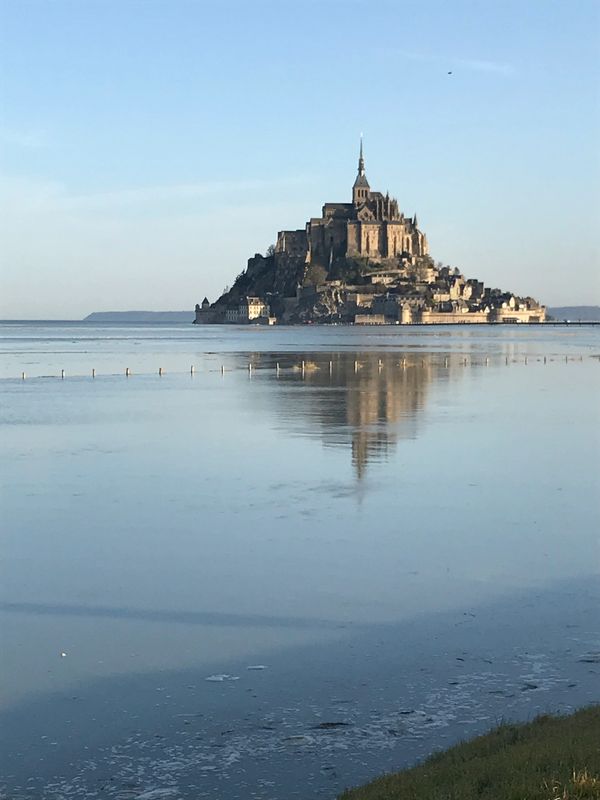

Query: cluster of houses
left=195, top=264, right=546, bottom=325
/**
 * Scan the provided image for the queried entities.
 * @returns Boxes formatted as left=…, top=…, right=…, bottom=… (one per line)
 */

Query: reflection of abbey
left=247, top=351, right=455, bottom=480
left=195, top=142, right=546, bottom=325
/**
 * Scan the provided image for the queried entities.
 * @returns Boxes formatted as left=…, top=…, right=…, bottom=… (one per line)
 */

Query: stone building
left=194, top=297, right=218, bottom=324
left=275, top=139, right=428, bottom=267
left=240, top=296, right=269, bottom=321
left=223, top=296, right=270, bottom=324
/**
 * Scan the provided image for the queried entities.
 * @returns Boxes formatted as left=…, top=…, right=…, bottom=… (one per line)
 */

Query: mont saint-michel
left=195, top=144, right=546, bottom=326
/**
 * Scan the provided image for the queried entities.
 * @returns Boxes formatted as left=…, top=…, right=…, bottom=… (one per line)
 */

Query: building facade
left=222, top=296, right=270, bottom=324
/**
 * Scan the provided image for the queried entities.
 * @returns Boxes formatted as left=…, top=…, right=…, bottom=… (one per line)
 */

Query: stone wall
left=420, top=310, right=489, bottom=324
left=385, top=222, right=405, bottom=258
left=355, top=314, right=387, bottom=325
left=276, top=229, right=307, bottom=257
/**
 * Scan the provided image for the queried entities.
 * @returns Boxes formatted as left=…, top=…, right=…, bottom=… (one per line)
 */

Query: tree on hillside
left=303, top=264, right=328, bottom=286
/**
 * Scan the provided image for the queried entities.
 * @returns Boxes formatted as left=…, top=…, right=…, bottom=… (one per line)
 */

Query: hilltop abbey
left=276, top=139, right=428, bottom=267
left=196, top=142, right=546, bottom=325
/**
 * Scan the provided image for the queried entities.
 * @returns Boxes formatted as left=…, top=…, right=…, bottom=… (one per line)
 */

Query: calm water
left=1, top=323, right=599, bottom=798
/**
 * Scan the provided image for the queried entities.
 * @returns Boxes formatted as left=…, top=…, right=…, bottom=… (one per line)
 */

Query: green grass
left=339, top=706, right=600, bottom=800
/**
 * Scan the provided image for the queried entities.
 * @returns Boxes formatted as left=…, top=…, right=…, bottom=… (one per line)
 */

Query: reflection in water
left=251, top=351, right=462, bottom=479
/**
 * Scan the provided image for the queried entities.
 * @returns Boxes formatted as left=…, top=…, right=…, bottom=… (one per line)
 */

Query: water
left=1, top=322, right=599, bottom=798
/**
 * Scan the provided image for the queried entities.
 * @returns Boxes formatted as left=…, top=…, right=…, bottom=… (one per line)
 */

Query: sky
left=1, top=0, right=599, bottom=318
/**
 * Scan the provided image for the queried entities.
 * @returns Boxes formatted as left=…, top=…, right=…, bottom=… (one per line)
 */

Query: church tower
left=352, top=137, right=370, bottom=205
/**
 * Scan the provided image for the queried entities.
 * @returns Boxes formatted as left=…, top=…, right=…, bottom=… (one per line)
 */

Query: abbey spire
left=353, top=136, right=370, bottom=205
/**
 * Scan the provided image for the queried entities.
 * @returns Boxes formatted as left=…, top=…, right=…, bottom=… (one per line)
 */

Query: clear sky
left=1, top=0, right=599, bottom=318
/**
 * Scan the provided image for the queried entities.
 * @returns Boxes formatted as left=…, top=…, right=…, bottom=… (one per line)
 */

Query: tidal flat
left=0, top=323, right=599, bottom=798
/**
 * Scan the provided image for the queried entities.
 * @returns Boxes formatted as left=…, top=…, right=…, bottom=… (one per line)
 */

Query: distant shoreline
left=0, top=305, right=598, bottom=325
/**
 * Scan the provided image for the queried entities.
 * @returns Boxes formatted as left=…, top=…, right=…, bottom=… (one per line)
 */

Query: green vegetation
left=339, top=706, right=600, bottom=800
left=328, top=256, right=377, bottom=284
left=303, top=263, right=328, bottom=286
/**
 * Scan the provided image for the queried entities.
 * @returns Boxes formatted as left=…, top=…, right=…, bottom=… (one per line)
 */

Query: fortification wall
left=420, top=310, right=489, bottom=324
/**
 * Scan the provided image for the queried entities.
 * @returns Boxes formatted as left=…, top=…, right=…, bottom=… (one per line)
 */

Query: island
left=195, top=141, right=546, bottom=326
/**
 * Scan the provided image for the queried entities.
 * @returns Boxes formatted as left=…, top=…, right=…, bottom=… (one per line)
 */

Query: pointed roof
left=353, top=136, right=370, bottom=189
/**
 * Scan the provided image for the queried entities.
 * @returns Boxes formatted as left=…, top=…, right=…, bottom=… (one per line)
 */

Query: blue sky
left=1, top=0, right=599, bottom=317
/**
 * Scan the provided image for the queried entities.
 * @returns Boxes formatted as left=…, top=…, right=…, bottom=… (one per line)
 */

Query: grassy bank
left=339, top=706, right=600, bottom=799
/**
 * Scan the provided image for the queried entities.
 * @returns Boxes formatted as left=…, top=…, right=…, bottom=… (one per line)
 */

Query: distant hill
left=83, top=311, right=194, bottom=323
left=548, top=306, right=600, bottom=321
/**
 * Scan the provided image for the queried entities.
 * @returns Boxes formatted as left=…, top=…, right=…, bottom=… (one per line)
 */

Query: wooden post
left=61, top=369, right=65, bottom=379
left=190, top=365, right=195, bottom=375
left=126, top=367, right=130, bottom=376
left=221, top=365, right=225, bottom=374
left=92, top=368, right=96, bottom=378
left=21, top=372, right=26, bottom=380
left=158, top=367, right=163, bottom=376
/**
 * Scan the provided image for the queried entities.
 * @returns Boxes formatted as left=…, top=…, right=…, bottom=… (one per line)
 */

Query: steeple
left=413, top=212, right=418, bottom=228
left=353, top=135, right=370, bottom=205
left=358, top=135, right=365, bottom=176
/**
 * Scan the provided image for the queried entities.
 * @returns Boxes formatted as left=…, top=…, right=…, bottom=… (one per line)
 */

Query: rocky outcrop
left=285, top=287, right=347, bottom=324
left=212, top=252, right=307, bottom=311
left=201, top=253, right=546, bottom=325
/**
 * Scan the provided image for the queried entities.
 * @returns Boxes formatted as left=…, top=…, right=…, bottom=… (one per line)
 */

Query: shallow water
left=1, top=323, right=599, bottom=798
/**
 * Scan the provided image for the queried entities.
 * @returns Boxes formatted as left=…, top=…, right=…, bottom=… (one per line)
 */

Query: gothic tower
left=352, top=137, right=370, bottom=205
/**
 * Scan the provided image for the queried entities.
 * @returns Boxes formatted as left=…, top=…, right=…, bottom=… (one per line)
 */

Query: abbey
left=195, top=142, right=546, bottom=325
left=276, top=140, right=428, bottom=266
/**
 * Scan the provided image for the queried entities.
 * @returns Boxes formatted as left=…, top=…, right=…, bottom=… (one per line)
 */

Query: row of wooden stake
left=18, top=354, right=582, bottom=380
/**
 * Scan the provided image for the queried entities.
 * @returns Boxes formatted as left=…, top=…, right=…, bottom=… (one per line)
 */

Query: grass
left=339, top=706, right=600, bottom=800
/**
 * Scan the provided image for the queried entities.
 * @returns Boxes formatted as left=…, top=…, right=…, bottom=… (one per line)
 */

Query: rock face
left=196, top=145, right=546, bottom=325
left=289, top=287, right=344, bottom=324
left=212, top=252, right=307, bottom=313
